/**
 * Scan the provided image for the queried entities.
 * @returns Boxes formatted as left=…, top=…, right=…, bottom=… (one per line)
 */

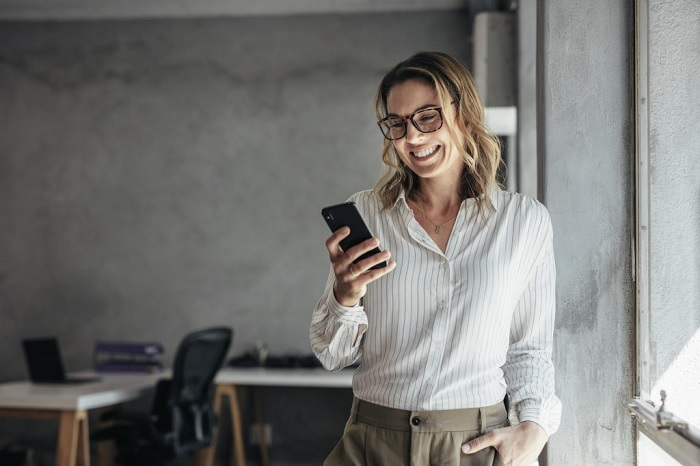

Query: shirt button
left=411, top=416, right=421, bottom=426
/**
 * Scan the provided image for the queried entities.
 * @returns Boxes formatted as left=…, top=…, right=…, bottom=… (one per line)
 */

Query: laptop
left=22, top=337, right=101, bottom=384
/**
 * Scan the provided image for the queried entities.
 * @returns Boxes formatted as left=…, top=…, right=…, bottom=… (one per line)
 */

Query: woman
left=310, top=51, right=561, bottom=466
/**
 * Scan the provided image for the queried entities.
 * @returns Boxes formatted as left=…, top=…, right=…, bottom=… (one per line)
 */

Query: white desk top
left=0, top=372, right=162, bottom=411
left=215, top=367, right=354, bottom=388
left=0, top=367, right=353, bottom=412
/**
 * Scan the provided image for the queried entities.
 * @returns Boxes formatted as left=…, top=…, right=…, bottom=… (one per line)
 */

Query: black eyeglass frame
left=377, top=107, right=445, bottom=141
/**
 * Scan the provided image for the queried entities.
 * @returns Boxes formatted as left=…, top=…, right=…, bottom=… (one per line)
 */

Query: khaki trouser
left=325, top=397, right=508, bottom=466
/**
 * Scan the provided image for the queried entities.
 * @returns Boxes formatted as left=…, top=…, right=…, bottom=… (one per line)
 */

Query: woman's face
left=386, top=79, right=463, bottom=185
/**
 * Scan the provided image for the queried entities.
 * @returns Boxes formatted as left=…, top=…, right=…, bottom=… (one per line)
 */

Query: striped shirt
left=310, top=188, right=561, bottom=436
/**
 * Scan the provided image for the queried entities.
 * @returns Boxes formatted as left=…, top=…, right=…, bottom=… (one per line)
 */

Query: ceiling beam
left=0, top=0, right=472, bottom=21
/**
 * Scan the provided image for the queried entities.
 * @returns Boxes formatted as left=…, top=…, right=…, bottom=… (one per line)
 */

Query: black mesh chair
left=92, top=327, right=233, bottom=466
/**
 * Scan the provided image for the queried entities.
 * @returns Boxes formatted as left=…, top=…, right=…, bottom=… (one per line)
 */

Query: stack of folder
left=93, top=341, right=164, bottom=373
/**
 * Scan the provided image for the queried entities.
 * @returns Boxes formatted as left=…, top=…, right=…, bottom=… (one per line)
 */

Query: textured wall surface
left=646, top=0, right=700, bottom=428
left=540, top=1, right=635, bottom=465
left=0, top=12, right=472, bottom=375
left=0, top=11, right=472, bottom=464
left=516, top=0, right=536, bottom=199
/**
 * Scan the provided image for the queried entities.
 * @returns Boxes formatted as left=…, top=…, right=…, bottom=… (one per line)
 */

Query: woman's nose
left=404, top=122, right=426, bottom=143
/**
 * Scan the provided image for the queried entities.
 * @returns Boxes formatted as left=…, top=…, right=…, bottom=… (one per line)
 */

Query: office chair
left=92, top=327, right=233, bottom=466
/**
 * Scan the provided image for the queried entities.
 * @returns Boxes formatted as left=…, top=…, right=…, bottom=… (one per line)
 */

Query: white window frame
left=630, top=0, right=700, bottom=464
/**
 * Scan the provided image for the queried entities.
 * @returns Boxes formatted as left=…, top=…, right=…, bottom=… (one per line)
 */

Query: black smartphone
left=321, top=202, right=387, bottom=269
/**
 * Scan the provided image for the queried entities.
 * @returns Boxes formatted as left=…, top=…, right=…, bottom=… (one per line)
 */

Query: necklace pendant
left=434, top=225, right=441, bottom=234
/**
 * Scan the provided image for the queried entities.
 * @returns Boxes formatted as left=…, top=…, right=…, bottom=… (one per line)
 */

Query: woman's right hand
left=326, top=226, right=396, bottom=307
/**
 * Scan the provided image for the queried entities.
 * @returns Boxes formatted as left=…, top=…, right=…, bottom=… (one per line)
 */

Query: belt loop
left=351, top=397, right=359, bottom=423
left=478, top=406, right=485, bottom=434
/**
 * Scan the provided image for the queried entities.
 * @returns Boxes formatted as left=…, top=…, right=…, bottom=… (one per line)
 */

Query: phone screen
left=321, top=202, right=387, bottom=269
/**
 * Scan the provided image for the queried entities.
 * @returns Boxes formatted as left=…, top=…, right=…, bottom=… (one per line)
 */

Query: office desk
left=0, top=372, right=161, bottom=466
left=202, top=367, right=354, bottom=466
left=0, top=368, right=353, bottom=466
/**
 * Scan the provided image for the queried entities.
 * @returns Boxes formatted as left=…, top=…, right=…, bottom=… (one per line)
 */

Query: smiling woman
left=310, top=51, right=561, bottom=466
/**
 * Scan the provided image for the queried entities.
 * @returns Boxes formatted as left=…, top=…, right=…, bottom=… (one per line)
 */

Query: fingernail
left=461, top=445, right=471, bottom=454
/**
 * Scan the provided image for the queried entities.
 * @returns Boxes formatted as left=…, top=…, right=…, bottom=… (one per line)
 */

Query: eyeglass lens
left=378, top=108, right=443, bottom=140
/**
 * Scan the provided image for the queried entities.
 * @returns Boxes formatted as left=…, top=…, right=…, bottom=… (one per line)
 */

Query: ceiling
left=0, top=0, right=504, bottom=21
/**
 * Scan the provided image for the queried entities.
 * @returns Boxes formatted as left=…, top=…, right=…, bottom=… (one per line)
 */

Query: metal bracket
left=628, top=393, right=700, bottom=466
left=656, top=390, right=689, bottom=431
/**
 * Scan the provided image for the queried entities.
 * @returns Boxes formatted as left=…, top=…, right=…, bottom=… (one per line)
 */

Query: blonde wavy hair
left=374, top=51, right=503, bottom=214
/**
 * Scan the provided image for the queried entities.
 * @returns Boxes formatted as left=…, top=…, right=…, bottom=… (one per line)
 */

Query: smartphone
left=321, top=202, right=387, bottom=270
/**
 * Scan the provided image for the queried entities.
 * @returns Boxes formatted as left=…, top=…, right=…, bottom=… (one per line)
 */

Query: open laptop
left=22, top=337, right=101, bottom=384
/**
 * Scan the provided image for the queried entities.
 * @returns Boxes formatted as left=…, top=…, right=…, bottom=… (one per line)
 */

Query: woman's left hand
left=461, top=421, right=548, bottom=466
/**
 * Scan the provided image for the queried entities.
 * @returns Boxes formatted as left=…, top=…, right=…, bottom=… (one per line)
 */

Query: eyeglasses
left=377, top=107, right=444, bottom=141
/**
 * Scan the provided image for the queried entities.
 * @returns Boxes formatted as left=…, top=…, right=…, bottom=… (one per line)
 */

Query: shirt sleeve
left=309, top=265, right=368, bottom=371
left=503, top=212, right=562, bottom=436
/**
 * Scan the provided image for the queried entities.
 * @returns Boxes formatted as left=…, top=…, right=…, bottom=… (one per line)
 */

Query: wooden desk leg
left=226, top=385, right=246, bottom=466
left=56, top=410, right=90, bottom=466
left=95, top=438, right=116, bottom=466
left=194, top=384, right=246, bottom=466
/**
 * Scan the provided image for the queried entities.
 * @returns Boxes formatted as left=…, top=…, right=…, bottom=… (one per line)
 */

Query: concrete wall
left=539, top=1, right=635, bottom=465
left=646, top=0, right=700, bottom=428
left=0, top=11, right=473, bottom=464
left=516, top=0, right=537, bottom=200
left=0, top=11, right=474, bottom=376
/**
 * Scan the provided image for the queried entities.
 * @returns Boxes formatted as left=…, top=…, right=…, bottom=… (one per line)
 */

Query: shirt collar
left=395, top=190, right=409, bottom=208
left=393, top=186, right=499, bottom=208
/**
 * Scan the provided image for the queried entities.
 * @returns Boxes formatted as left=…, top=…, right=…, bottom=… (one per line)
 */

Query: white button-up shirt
left=310, top=188, right=561, bottom=435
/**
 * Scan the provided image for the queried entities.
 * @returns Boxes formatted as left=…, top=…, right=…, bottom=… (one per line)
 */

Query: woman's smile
left=411, top=145, right=440, bottom=159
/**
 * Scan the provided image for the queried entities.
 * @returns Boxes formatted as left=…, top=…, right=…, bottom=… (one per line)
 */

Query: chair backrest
left=162, top=326, right=232, bottom=455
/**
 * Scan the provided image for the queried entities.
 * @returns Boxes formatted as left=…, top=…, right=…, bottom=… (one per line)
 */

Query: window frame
left=631, top=0, right=700, bottom=464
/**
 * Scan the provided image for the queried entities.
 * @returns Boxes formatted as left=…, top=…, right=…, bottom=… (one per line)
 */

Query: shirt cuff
left=508, top=397, right=562, bottom=437
left=328, top=290, right=368, bottom=328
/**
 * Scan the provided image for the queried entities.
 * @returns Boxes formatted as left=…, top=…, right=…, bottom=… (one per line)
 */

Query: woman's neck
left=414, top=177, right=462, bottom=214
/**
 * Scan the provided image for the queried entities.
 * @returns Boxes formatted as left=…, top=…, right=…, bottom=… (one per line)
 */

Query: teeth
left=413, top=146, right=437, bottom=158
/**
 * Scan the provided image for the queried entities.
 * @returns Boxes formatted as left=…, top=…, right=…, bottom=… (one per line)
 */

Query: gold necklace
left=416, top=202, right=458, bottom=234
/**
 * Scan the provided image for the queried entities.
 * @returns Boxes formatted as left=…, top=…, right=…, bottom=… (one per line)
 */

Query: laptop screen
left=22, top=337, right=67, bottom=383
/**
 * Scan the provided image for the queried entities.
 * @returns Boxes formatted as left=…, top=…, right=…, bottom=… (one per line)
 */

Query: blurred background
left=1, top=0, right=698, bottom=465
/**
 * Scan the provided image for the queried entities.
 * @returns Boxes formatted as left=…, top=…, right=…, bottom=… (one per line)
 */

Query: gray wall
left=0, top=11, right=472, bottom=464
left=646, top=0, right=700, bottom=421
left=539, top=1, right=635, bottom=465
left=0, top=12, right=472, bottom=376
left=516, top=0, right=537, bottom=200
